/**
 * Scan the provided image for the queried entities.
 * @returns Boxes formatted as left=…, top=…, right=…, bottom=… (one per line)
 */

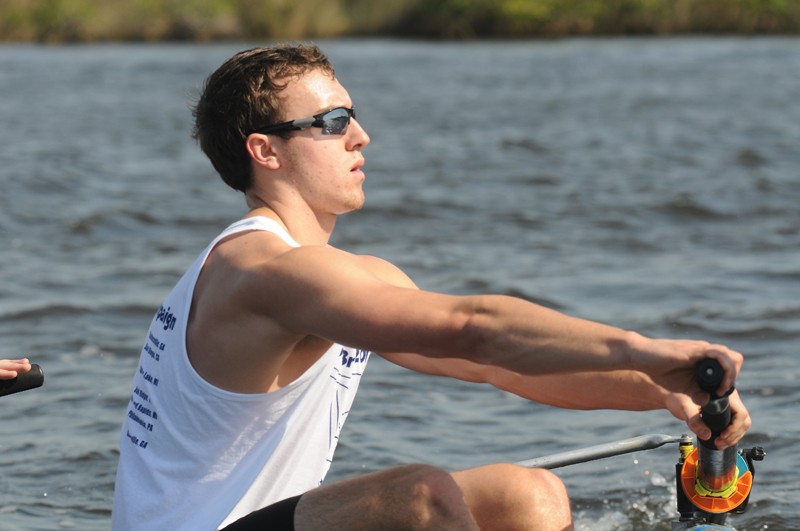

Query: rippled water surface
left=0, top=38, right=798, bottom=530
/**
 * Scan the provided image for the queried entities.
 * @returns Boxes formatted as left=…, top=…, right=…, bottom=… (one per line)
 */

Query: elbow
left=451, top=297, right=496, bottom=366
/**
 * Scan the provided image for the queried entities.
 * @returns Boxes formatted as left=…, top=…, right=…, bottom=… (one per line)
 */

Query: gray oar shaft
left=516, top=434, right=683, bottom=470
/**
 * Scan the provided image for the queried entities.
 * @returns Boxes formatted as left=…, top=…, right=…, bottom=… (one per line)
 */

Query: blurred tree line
left=1, top=0, right=798, bottom=42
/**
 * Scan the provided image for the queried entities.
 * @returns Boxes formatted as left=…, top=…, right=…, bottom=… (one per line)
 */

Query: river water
left=0, top=38, right=797, bottom=530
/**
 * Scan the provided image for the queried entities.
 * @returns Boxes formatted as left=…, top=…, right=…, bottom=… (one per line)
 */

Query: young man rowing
left=112, top=43, right=751, bottom=530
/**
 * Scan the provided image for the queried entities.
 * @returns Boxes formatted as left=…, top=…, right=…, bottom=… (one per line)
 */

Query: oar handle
left=694, top=359, right=740, bottom=497
left=696, top=359, right=732, bottom=447
left=0, top=364, right=44, bottom=398
left=696, top=358, right=725, bottom=395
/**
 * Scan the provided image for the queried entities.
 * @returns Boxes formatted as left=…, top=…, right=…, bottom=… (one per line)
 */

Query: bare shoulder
left=197, top=232, right=432, bottom=351
left=233, top=239, right=414, bottom=292
left=353, top=254, right=416, bottom=288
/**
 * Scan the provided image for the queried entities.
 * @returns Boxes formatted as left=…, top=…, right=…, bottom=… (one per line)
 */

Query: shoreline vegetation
left=1, top=0, right=799, bottom=43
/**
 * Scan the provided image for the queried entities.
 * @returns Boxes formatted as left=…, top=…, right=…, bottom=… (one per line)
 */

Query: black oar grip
left=696, top=359, right=731, bottom=447
left=694, top=359, right=739, bottom=495
left=696, top=358, right=724, bottom=395
left=0, top=364, right=44, bottom=398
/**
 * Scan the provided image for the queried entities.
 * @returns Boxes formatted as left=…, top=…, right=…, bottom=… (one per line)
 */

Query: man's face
left=271, top=69, right=371, bottom=217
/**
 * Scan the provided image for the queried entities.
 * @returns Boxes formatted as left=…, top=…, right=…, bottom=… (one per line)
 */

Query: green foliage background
left=1, top=0, right=798, bottom=42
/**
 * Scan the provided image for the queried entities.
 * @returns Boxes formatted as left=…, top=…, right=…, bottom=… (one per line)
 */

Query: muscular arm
left=381, top=351, right=749, bottom=448
left=237, top=241, right=748, bottom=446
left=380, top=353, right=664, bottom=410
left=253, top=246, right=739, bottom=387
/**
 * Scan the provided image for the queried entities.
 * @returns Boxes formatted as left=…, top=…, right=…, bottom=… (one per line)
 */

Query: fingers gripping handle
left=0, top=364, right=44, bottom=398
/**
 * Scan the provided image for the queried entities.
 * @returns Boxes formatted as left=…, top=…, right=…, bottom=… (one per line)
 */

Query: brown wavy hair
left=192, top=43, right=335, bottom=192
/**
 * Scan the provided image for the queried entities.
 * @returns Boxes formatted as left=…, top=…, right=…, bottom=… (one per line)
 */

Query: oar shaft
left=516, top=434, right=683, bottom=470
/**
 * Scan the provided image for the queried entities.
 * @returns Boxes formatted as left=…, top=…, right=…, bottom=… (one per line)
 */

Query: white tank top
left=112, top=217, right=371, bottom=530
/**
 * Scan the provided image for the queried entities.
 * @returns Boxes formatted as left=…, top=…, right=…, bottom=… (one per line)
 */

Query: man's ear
left=245, top=134, right=280, bottom=170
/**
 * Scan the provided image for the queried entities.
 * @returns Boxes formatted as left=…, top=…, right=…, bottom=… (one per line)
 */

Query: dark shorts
left=220, top=494, right=302, bottom=531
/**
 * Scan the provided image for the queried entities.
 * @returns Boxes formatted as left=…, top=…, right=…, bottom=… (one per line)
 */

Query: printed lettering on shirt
left=138, top=364, right=160, bottom=386
left=338, top=347, right=369, bottom=368
left=124, top=358, right=162, bottom=450
left=155, top=305, right=177, bottom=331
left=125, top=429, right=148, bottom=449
left=327, top=348, right=371, bottom=460
left=124, top=302, right=176, bottom=452
left=144, top=332, right=167, bottom=361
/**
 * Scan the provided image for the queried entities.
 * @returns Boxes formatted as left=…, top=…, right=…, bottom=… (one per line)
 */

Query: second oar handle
left=0, top=363, right=44, bottom=398
left=696, top=359, right=732, bottom=449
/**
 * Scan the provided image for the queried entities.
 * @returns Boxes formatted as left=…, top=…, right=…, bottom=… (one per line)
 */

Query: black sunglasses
left=252, top=107, right=356, bottom=136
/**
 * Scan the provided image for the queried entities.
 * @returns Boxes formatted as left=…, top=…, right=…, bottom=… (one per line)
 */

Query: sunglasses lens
left=321, top=108, right=353, bottom=135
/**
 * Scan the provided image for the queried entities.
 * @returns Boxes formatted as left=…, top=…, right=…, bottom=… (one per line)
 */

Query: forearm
left=487, top=368, right=667, bottom=411
left=455, top=294, right=639, bottom=376
left=383, top=351, right=667, bottom=412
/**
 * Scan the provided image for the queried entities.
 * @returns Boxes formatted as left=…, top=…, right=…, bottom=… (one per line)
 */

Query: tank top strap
left=218, top=217, right=300, bottom=249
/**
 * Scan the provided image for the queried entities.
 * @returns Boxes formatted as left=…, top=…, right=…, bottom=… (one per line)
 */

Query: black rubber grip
left=0, top=364, right=44, bottom=397
left=696, top=358, right=724, bottom=394
left=696, top=359, right=731, bottom=447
